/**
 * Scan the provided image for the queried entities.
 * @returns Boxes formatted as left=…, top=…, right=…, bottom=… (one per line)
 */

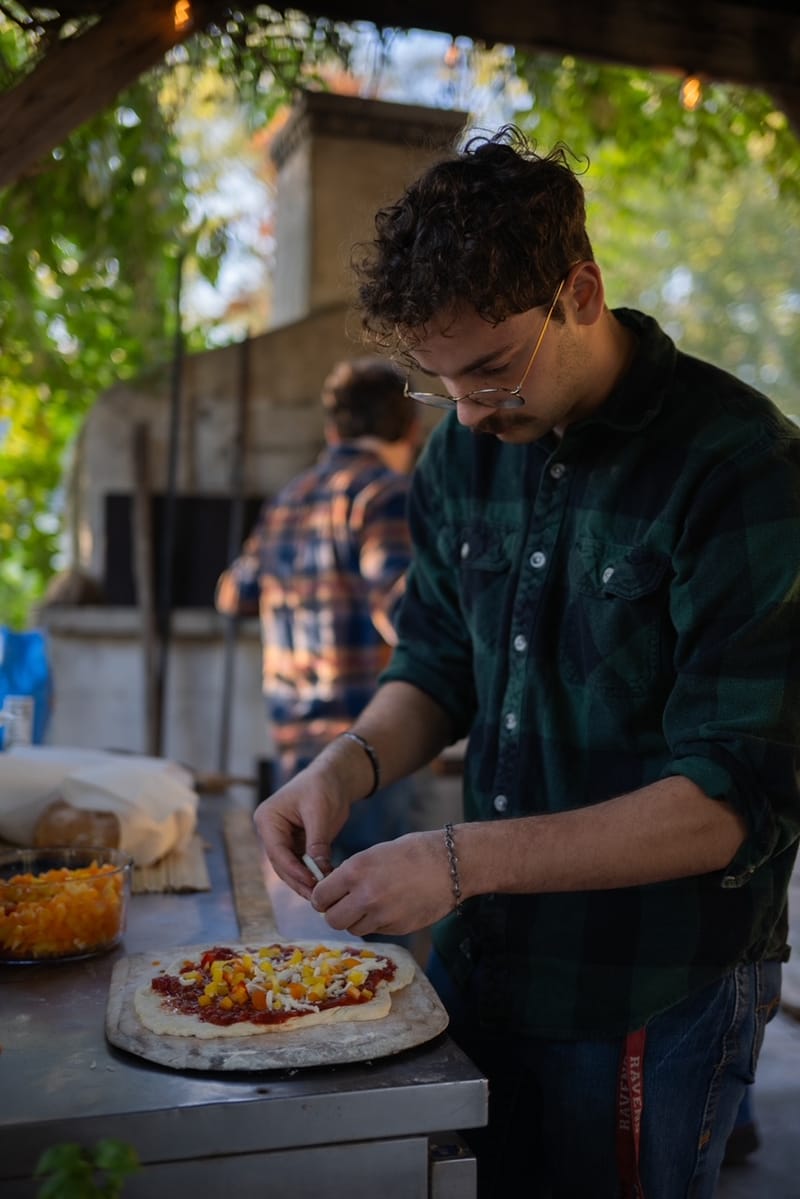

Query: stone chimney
left=268, top=91, right=467, bottom=328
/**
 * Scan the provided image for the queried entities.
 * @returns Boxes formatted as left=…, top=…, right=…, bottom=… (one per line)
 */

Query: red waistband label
left=616, top=1026, right=646, bottom=1198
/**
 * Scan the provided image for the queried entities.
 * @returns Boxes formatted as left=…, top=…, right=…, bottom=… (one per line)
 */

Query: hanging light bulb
left=173, top=1, right=192, bottom=32
left=679, top=74, right=703, bottom=112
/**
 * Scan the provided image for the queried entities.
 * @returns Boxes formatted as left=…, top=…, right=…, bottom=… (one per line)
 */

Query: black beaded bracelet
left=444, top=822, right=464, bottom=916
left=340, top=731, right=381, bottom=798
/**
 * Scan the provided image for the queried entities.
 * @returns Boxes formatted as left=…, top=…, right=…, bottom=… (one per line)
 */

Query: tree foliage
left=0, top=22, right=798, bottom=628
left=513, top=54, right=800, bottom=413
left=0, top=70, right=189, bottom=626
left=0, top=9, right=349, bottom=627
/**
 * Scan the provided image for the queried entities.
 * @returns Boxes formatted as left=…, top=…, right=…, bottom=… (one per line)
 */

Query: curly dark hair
left=354, top=127, right=594, bottom=350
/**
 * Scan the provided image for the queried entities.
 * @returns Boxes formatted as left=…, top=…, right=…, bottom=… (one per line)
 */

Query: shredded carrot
left=0, top=862, right=127, bottom=960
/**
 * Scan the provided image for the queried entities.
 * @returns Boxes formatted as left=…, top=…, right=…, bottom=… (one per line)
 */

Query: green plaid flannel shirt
left=383, top=308, right=800, bottom=1038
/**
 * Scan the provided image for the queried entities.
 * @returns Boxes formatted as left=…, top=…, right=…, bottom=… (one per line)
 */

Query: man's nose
left=454, top=394, right=486, bottom=429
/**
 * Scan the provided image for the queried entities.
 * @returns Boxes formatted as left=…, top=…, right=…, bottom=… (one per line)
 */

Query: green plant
left=34, top=1139, right=140, bottom=1199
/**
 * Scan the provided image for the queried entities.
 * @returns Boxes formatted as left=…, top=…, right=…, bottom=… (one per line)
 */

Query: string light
left=173, top=1, right=192, bottom=32
left=443, top=41, right=460, bottom=69
left=679, top=74, right=703, bottom=112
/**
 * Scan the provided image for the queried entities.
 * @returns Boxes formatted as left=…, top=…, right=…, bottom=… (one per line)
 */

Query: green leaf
left=93, top=1138, right=140, bottom=1191
left=34, top=1142, right=97, bottom=1199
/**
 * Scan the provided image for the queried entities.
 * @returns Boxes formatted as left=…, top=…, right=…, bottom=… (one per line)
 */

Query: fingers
left=253, top=798, right=335, bottom=899
left=345, top=914, right=378, bottom=938
left=304, top=841, right=333, bottom=876
left=273, top=851, right=316, bottom=900
left=311, top=863, right=387, bottom=934
left=311, top=833, right=452, bottom=936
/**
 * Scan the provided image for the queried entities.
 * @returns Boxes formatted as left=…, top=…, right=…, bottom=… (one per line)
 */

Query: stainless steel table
left=0, top=799, right=487, bottom=1197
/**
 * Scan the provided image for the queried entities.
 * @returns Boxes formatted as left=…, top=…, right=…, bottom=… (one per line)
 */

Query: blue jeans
left=427, top=952, right=781, bottom=1198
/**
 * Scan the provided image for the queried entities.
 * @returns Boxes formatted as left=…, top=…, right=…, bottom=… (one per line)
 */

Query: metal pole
left=216, top=333, right=251, bottom=773
left=131, top=422, right=158, bottom=755
left=154, top=252, right=185, bottom=758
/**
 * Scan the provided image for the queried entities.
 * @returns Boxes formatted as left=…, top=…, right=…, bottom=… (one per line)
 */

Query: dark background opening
left=104, top=493, right=265, bottom=608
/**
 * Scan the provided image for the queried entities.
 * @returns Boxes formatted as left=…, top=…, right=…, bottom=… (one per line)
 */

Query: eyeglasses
left=403, top=275, right=568, bottom=410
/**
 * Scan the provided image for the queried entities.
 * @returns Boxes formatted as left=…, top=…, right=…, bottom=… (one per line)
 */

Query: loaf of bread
left=1, top=749, right=198, bottom=864
left=33, top=798, right=121, bottom=850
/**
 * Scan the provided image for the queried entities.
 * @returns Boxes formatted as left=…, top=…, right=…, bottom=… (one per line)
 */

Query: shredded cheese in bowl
left=0, top=847, right=132, bottom=963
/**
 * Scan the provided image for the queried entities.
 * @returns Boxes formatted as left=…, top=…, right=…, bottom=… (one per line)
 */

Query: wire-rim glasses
left=403, top=275, right=568, bottom=411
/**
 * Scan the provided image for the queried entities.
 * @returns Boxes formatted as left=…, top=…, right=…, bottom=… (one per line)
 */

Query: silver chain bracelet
left=444, top=822, right=464, bottom=916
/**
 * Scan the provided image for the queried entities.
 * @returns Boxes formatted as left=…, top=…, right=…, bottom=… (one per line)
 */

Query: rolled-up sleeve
left=660, top=429, right=800, bottom=884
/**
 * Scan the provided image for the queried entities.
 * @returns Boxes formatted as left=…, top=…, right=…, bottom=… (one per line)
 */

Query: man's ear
left=324, top=419, right=341, bottom=445
left=570, top=262, right=605, bottom=326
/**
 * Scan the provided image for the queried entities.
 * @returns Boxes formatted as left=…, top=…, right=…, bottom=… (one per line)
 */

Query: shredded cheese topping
left=170, top=944, right=393, bottom=1018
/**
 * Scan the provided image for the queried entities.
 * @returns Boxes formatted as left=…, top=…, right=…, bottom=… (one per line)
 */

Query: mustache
left=473, top=413, right=535, bottom=436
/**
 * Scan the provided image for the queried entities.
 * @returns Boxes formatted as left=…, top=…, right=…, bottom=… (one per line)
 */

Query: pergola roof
left=0, top=0, right=797, bottom=189
left=310, top=0, right=800, bottom=98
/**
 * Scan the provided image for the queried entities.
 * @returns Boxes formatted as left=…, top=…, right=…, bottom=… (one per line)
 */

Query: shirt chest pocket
left=562, top=539, right=672, bottom=697
left=438, top=522, right=515, bottom=630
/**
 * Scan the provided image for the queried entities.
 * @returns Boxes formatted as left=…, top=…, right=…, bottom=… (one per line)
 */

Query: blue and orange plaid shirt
left=219, top=443, right=412, bottom=769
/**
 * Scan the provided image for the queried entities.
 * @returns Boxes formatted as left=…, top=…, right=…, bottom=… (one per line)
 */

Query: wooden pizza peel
left=105, top=806, right=449, bottom=1070
left=105, top=945, right=449, bottom=1072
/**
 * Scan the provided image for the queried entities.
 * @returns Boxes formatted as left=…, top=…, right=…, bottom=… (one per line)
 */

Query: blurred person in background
left=216, top=357, right=421, bottom=865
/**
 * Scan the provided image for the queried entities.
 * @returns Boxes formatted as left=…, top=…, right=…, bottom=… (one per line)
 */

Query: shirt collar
left=565, top=308, right=677, bottom=442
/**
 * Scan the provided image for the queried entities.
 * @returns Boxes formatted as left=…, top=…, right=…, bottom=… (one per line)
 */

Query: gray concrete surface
left=715, top=1006, right=800, bottom=1198
left=716, top=860, right=800, bottom=1197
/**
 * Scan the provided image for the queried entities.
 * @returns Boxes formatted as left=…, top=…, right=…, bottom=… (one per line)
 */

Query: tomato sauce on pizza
left=149, top=942, right=399, bottom=1028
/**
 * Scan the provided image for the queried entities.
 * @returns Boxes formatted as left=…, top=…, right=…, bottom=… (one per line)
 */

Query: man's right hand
left=253, top=761, right=351, bottom=899
left=256, top=683, right=455, bottom=899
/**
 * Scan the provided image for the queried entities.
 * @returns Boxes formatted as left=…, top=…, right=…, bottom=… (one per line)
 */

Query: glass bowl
left=0, top=846, right=132, bottom=964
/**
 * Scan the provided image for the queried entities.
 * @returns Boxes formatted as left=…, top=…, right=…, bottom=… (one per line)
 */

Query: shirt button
left=513, top=634, right=527, bottom=652
left=550, top=463, right=566, bottom=479
left=504, top=712, right=517, bottom=731
left=493, top=794, right=508, bottom=813
left=460, top=541, right=470, bottom=559
left=602, top=566, right=615, bottom=584
left=529, top=550, right=547, bottom=569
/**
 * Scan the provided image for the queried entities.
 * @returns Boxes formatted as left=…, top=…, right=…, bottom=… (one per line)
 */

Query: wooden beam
left=0, top=0, right=796, bottom=192
left=301, top=0, right=800, bottom=109
left=0, top=0, right=199, bottom=190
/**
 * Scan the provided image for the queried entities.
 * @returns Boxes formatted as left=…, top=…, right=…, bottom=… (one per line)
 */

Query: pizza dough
left=134, top=940, right=416, bottom=1038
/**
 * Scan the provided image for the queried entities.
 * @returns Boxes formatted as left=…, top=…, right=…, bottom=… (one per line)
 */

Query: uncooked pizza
left=134, top=940, right=416, bottom=1038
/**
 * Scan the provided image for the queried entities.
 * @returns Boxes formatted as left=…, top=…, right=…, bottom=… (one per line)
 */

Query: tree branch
left=0, top=0, right=198, bottom=190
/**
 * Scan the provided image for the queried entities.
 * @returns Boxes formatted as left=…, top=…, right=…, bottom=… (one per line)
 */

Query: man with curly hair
left=254, top=129, right=800, bottom=1197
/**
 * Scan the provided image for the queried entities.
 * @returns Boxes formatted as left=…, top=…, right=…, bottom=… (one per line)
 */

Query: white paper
left=0, top=745, right=198, bottom=866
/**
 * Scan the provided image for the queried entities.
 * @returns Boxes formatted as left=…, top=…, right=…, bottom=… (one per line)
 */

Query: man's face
left=409, top=301, right=590, bottom=443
